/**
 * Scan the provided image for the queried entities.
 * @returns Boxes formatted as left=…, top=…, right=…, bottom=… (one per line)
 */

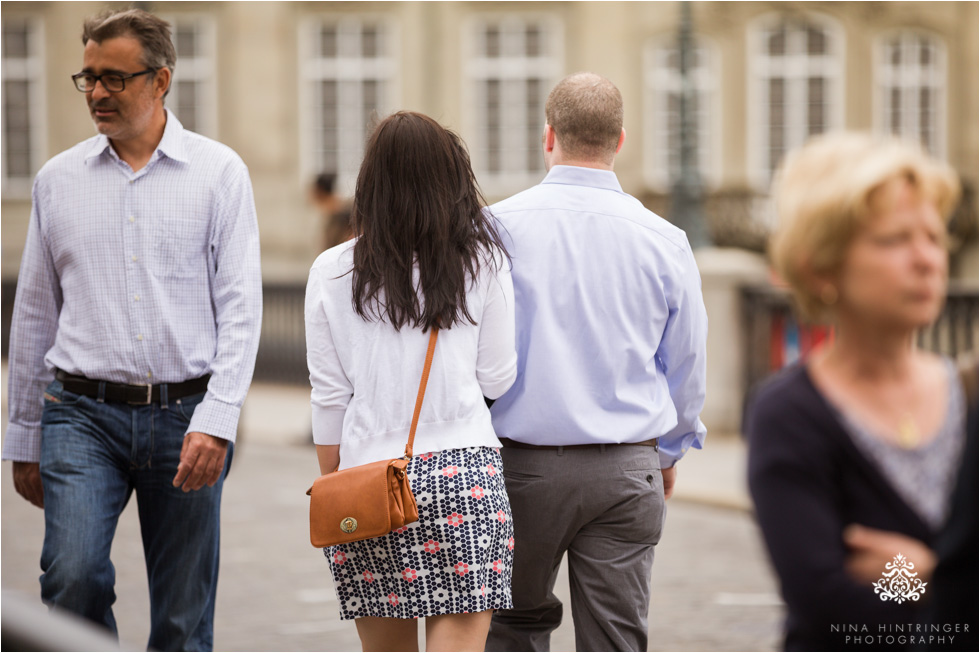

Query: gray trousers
left=486, top=444, right=665, bottom=652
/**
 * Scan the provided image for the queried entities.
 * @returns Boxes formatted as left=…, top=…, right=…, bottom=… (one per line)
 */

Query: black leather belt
left=55, top=369, right=210, bottom=405
left=498, top=437, right=658, bottom=452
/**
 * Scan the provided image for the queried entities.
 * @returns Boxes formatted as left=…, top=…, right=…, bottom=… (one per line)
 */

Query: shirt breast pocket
left=148, top=216, right=209, bottom=281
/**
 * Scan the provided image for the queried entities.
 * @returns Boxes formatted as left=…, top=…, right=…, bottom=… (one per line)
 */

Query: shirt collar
left=83, top=134, right=112, bottom=161
left=156, top=108, right=188, bottom=163
left=83, top=108, right=188, bottom=164
left=540, top=164, right=623, bottom=193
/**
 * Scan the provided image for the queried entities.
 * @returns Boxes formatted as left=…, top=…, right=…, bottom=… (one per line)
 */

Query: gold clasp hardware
left=340, top=517, right=357, bottom=534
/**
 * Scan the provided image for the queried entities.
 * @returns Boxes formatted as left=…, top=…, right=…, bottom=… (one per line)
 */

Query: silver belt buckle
left=128, top=384, right=153, bottom=405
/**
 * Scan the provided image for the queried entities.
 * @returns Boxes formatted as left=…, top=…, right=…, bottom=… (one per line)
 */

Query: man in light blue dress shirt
left=486, top=73, right=708, bottom=652
left=2, top=9, right=261, bottom=650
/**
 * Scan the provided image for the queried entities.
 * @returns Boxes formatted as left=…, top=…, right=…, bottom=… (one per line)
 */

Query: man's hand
left=843, top=524, right=936, bottom=584
left=173, top=432, right=229, bottom=492
left=662, top=465, right=677, bottom=499
left=13, top=462, right=44, bottom=508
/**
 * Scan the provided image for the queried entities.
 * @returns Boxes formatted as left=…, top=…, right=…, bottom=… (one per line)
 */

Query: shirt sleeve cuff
left=1, top=423, right=42, bottom=463
left=187, top=398, right=242, bottom=443
left=657, top=432, right=704, bottom=469
left=658, top=449, right=681, bottom=470
left=312, top=405, right=346, bottom=445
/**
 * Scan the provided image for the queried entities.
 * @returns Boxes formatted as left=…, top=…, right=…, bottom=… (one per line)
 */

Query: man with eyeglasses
left=3, top=8, right=261, bottom=651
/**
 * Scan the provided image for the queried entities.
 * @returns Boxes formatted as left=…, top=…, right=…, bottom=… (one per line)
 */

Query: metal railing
left=1, top=279, right=310, bottom=385
left=741, top=282, right=979, bottom=397
left=4, top=279, right=977, bottom=393
left=254, top=283, right=308, bottom=384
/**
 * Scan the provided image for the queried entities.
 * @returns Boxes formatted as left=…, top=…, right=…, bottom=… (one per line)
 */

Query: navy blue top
left=746, top=364, right=935, bottom=651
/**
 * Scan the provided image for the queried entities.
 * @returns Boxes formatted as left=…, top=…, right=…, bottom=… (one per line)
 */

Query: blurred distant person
left=485, top=72, right=708, bottom=652
left=312, top=172, right=340, bottom=216
left=2, top=8, right=261, bottom=651
left=325, top=205, right=354, bottom=250
left=311, top=172, right=353, bottom=250
left=746, top=133, right=965, bottom=651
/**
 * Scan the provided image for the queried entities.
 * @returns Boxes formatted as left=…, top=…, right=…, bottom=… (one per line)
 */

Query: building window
left=465, top=16, right=561, bottom=194
left=643, top=36, right=718, bottom=191
left=165, top=16, right=217, bottom=137
left=876, top=32, right=946, bottom=158
left=302, top=18, right=397, bottom=192
left=749, top=15, right=842, bottom=187
left=2, top=17, right=44, bottom=195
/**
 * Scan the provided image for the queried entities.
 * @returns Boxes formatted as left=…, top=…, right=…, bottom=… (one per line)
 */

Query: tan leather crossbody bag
left=307, top=328, right=438, bottom=547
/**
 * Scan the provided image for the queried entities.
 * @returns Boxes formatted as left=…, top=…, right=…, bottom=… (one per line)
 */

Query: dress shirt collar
left=156, top=109, right=189, bottom=163
left=540, top=164, right=623, bottom=194
left=84, top=108, right=188, bottom=165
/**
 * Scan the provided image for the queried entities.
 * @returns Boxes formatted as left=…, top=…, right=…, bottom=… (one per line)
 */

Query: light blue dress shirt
left=3, top=110, right=262, bottom=462
left=488, top=165, right=708, bottom=468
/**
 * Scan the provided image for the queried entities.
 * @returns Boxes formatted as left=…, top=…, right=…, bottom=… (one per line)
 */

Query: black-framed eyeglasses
left=71, top=69, right=156, bottom=93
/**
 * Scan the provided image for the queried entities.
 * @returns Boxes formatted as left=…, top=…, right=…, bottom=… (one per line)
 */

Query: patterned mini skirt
left=324, top=446, right=515, bottom=620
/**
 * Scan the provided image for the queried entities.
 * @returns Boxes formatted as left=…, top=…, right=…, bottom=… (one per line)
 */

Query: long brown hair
left=350, top=111, right=508, bottom=331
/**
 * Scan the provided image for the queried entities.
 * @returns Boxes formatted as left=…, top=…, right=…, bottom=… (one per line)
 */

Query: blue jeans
left=39, top=379, right=231, bottom=651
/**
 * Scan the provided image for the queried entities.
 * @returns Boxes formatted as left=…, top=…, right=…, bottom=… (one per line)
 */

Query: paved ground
left=1, top=375, right=784, bottom=651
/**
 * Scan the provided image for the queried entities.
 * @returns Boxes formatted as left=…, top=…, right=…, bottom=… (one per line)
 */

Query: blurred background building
left=2, top=1, right=978, bottom=431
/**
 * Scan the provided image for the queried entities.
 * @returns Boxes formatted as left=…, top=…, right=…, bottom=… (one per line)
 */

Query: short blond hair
left=770, top=132, right=961, bottom=320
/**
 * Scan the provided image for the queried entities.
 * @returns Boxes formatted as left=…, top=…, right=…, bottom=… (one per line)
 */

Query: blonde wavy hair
left=770, top=132, right=961, bottom=320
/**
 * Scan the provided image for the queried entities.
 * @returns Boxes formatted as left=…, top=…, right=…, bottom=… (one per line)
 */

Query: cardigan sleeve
left=305, top=263, right=353, bottom=445
left=475, top=258, right=517, bottom=400
left=745, top=373, right=919, bottom=634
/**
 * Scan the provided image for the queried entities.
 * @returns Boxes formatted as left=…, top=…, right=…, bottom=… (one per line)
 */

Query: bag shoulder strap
left=405, top=328, right=438, bottom=459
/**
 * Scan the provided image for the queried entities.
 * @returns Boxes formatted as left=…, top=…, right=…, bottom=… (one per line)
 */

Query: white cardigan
left=305, top=239, right=517, bottom=470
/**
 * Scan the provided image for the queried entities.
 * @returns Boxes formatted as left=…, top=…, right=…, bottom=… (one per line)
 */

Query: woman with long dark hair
left=305, top=112, right=517, bottom=651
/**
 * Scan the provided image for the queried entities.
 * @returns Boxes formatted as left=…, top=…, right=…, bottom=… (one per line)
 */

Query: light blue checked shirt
left=488, top=165, right=708, bottom=469
left=3, top=110, right=262, bottom=462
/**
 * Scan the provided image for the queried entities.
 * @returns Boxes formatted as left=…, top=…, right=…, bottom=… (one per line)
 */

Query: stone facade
left=2, top=1, right=977, bottom=282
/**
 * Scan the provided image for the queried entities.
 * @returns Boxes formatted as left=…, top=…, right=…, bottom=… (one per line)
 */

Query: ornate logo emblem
left=340, top=517, right=358, bottom=534
left=872, top=554, right=927, bottom=604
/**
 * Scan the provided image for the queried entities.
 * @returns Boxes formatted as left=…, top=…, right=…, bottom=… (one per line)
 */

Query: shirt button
left=134, top=294, right=140, bottom=301
left=129, top=216, right=135, bottom=223
left=131, top=255, right=138, bottom=262
left=137, top=334, right=143, bottom=341
left=147, top=372, right=152, bottom=379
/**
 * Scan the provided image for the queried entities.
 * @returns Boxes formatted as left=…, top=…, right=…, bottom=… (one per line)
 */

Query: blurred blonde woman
left=745, top=133, right=965, bottom=651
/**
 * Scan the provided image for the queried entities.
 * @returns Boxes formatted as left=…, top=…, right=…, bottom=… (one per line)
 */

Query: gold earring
left=820, top=285, right=838, bottom=305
